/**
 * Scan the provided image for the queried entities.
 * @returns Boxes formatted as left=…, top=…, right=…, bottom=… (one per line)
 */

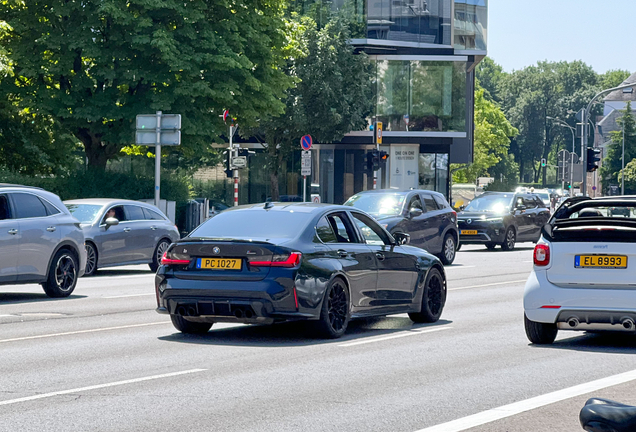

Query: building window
left=375, top=60, right=466, bottom=132
left=419, top=153, right=448, bottom=197
left=453, top=0, right=488, bottom=50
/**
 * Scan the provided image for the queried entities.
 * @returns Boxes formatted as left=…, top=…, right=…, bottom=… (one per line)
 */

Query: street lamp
left=547, top=116, right=576, bottom=196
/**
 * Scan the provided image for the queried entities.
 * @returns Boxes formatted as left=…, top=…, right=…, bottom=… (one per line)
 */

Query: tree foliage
left=602, top=101, right=636, bottom=191
left=0, top=0, right=292, bottom=169
left=452, top=86, right=518, bottom=183
left=250, top=14, right=374, bottom=200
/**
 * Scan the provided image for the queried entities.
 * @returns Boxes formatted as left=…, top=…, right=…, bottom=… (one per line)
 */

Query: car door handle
left=337, top=249, right=348, bottom=258
left=376, top=252, right=385, bottom=261
left=46, top=226, right=56, bottom=232
left=123, top=227, right=132, bottom=232
left=7, top=228, right=17, bottom=235
left=150, top=226, right=158, bottom=230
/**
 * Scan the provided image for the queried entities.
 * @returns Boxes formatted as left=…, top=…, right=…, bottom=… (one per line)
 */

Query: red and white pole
left=233, top=176, right=239, bottom=206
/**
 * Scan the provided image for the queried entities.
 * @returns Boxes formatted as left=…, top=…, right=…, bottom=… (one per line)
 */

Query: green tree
left=0, top=0, right=292, bottom=169
left=452, top=87, right=518, bottom=183
left=475, top=56, right=504, bottom=103
left=599, top=69, right=632, bottom=89
left=251, top=14, right=374, bottom=200
left=601, top=101, right=636, bottom=191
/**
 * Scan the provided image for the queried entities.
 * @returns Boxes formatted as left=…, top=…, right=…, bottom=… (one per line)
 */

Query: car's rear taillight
left=250, top=252, right=302, bottom=268
left=160, top=251, right=191, bottom=266
left=533, top=244, right=550, bottom=266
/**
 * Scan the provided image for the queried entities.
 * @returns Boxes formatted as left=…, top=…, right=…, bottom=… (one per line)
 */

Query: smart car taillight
left=160, top=251, right=191, bottom=266
left=250, top=252, right=302, bottom=268
left=533, top=244, right=550, bottom=266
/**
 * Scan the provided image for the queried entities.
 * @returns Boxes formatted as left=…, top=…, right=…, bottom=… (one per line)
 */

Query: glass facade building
left=228, top=0, right=487, bottom=205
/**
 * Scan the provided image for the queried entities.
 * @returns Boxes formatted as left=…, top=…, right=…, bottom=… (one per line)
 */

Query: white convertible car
left=524, top=196, right=636, bottom=344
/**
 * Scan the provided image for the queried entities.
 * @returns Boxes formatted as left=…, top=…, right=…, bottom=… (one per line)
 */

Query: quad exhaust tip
left=621, top=318, right=635, bottom=331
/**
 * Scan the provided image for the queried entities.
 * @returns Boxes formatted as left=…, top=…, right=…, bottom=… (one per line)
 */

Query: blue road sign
left=301, top=135, right=313, bottom=150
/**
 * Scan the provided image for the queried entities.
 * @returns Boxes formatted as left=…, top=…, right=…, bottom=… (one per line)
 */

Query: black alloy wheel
left=42, top=250, right=78, bottom=298
left=314, top=278, right=350, bottom=338
left=85, top=243, right=97, bottom=276
left=439, top=234, right=456, bottom=265
left=501, top=227, right=516, bottom=251
left=409, top=268, right=446, bottom=323
left=149, top=239, right=171, bottom=272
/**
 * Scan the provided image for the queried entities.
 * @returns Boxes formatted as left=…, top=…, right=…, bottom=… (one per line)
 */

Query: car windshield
left=464, top=194, right=513, bottom=213
left=344, top=193, right=406, bottom=217
left=189, top=210, right=313, bottom=240
left=65, top=203, right=104, bottom=223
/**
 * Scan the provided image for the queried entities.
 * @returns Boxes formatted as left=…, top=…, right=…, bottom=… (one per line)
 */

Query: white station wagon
left=524, top=196, right=636, bottom=344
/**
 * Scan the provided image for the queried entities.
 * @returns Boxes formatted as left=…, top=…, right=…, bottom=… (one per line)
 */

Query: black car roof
left=226, top=202, right=352, bottom=214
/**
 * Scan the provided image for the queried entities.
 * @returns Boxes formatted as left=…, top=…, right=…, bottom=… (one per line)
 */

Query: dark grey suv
left=0, top=185, right=86, bottom=297
left=344, top=189, right=459, bottom=264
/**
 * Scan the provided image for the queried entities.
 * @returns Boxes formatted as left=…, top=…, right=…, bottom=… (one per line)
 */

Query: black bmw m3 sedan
left=155, top=203, right=447, bottom=338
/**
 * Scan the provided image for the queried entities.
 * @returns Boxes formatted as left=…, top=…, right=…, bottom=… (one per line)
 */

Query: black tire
left=501, top=227, right=516, bottom=251
left=438, top=234, right=456, bottom=265
left=524, top=314, right=557, bottom=344
left=149, top=239, right=171, bottom=272
left=485, top=242, right=497, bottom=250
left=84, top=242, right=98, bottom=276
left=42, top=249, right=79, bottom=298
left=312, top=277, right=350, bottom=339
left=456, top=244, right=462, bottom=251
left=170, top=314, right=213, bottom=334
left=409, top=268, right=446, bottom=323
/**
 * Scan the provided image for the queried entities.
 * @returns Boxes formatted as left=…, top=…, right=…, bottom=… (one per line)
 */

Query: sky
left=488, top=0, right=636, bottom=74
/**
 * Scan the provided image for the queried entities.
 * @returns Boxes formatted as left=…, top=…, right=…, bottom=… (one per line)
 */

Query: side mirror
left=409, top=208, right=423, bottom=218
left=393, top=232, right=410, bottom=245
left=459, top=205, right=466, bottom=211
left=105, top=217, right=119, bottom=227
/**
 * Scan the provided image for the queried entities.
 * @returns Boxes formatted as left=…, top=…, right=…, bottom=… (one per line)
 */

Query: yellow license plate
left=461, top=230, right=478, bottom=235
left=575, top=255, right=627, bottom=269
left=196, top=258, right=242, bottom=270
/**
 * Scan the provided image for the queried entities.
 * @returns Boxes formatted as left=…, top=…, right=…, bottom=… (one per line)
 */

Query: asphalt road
left=2, top=244, right=636, bottom=432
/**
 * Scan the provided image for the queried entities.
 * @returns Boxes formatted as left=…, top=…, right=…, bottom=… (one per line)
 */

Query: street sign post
left=301, top=149, right=312, bottom=202
left=300, top=135, right=313, bottom=151
left=135, top=112, right=182, bottom=207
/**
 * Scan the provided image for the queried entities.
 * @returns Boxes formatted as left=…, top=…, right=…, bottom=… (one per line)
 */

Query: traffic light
left=586, top=147, right=601, bottom=172
left=224, top=151, right=233, bottom=178
left=379, top=150, right=389, bottom=168
left=540, top=158, right=546, bottom=167
left=367, top=151, right=379, bottom=171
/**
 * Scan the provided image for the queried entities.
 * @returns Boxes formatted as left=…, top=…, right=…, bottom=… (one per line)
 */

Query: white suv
left=524, top=196, right=636, bottom=344
left=0, top=184, right=86, bottom=297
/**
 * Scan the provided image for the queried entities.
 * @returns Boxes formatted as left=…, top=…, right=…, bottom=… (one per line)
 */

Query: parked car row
left=0, top=184, right=178, bottom=298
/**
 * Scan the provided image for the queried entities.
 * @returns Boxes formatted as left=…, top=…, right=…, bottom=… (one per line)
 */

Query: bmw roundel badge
left=213, top=247, right=220, bottom=255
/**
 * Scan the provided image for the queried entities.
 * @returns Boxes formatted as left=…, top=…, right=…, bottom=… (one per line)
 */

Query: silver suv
left=0, top=184, right=86, bottom=297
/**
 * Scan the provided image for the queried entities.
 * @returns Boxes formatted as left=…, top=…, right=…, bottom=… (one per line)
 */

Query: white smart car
left=524, top=196, right=636, bottom=344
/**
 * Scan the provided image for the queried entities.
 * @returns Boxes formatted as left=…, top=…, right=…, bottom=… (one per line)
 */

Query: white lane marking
left=0, top=322, right=169, bottom=344
left=0, top=314, right=15, bottom=317
left=449, top=280, right=527, bottom=291
left=0, top=369, right=207, bottom=406
left=414, top=368, right=636, bottom=432
left=445, top=266, right=476, bottom=270
left=83, top=274, right=153, bottom=282
left=339, top=326, right=452, bottom=347
left=103, top=293, right=155, bottom=299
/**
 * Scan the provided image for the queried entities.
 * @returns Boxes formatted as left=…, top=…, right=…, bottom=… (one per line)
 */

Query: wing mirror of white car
left=104, top=217, right=120, bottom=227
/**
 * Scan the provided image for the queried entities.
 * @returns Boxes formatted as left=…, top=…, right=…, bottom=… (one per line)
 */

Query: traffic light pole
left=154, top=111, right=162, bottom=208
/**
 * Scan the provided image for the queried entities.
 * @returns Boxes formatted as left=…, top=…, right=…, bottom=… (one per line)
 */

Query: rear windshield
left=66, top=204, right=104, bottom=223
left=344, top=193, right=406, bottom=217
left=189, top=210, right=313, bottom=239
left=547, top=201, right=636, bottom=242
left=555, top=204, right=636, bottom=220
